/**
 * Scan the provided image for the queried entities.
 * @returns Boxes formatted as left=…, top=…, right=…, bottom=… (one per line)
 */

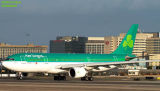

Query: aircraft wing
left=58, top=60, right=160, bottom=69
left=86, top=60, right=160, bottom=67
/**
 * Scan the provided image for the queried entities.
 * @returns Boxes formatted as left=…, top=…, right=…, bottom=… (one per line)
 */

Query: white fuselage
left=2, top=61, right=86, bottom=73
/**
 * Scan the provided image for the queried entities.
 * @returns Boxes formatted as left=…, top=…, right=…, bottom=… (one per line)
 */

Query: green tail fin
left=111, top=24, right=138, bottom=54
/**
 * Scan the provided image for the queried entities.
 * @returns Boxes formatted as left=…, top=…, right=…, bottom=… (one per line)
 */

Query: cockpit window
left=6, top=58, right=14, bottom=61
left=6, top=58, right=9, bottom=60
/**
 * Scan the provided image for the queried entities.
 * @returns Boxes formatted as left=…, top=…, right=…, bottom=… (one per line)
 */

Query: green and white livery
left=2, top=24, right=160, bottom=81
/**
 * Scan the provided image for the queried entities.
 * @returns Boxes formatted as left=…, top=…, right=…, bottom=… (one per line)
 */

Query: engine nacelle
left=69, top=67, right=87, bottom=78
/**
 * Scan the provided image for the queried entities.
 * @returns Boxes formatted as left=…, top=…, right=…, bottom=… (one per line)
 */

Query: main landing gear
left=81, top=76, right=94, bottom=81
left=81, top=72, right=94, bottom=81
left=54, top=75, right=66, bottom=81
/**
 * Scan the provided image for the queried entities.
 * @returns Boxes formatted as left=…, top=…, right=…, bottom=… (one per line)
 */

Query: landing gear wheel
left=17, top=76, right=23, bottom=80
left=81, top=77, right=94, bottom=81
left=17, top=72, right=23, bottom=80
left=88, top=77, right=94, bottom=81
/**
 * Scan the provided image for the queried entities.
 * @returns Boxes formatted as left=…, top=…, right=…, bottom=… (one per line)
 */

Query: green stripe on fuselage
left=6, top=53, right=126, bottom=62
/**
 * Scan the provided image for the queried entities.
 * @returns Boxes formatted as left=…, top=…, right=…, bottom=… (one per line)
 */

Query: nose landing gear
left=17, top=72, right=23, bottom=80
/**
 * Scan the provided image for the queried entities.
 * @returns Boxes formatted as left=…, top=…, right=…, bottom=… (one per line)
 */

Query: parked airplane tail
left=111, top=24, right=138, bottom=55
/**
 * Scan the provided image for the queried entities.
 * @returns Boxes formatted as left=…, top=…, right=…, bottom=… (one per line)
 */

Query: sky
left=0, top=0, right=160, bottom=45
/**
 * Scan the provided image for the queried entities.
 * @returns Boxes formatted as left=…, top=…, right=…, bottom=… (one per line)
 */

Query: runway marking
left=1, top=80, right=160, bottom=91
left=0, top=81, right=160, bottom=91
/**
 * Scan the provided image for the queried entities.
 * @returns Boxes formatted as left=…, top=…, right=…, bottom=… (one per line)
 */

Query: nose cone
left=2, top=61, right=7, bottom=68
left=2, top=61, right=13, bottom=70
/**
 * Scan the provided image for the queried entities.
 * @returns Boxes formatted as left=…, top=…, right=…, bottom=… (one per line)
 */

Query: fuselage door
left=20, top=55, right=27, bottom=64
left=44, top=56, right=48, bottom=64
left=87, top=57, right=91, bottom=62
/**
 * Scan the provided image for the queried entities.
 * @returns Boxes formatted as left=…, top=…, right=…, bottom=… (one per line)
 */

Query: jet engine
left=69, top=67, right=87, bottom=78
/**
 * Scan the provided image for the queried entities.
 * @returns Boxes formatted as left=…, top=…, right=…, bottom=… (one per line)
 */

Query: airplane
left=2, top=24, right=160, bottom=81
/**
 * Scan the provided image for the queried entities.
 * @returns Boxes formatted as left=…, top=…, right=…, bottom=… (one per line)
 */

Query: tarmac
left=0, top=78, right=160, bottom=91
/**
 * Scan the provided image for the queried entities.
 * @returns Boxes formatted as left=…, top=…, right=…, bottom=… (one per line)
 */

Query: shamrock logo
left=123, top=35, right=133, bottom=49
